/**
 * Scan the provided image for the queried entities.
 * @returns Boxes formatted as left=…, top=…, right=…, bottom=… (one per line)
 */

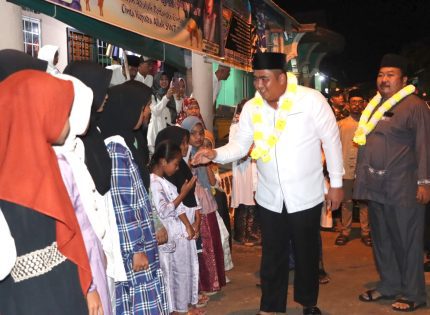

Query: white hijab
left=52, top=73, right=108, bottom=240
left=53, top=74, right=127, bottom=282
left=38, top=45, right=60, bottom=74
left=0, top=209, right=16, bottom=281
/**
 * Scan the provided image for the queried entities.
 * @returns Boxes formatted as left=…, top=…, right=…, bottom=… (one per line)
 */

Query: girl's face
left=186, top=102, right=200, bottom=117
left=133, top=106, right=145, bottom=130
left=162, top=155, right=181, bottom=177
left=180, top=135, right=189, bottom=157
left=202, top=138, right=213, bottom=150
left=159, top=75, right=170, bottom=89
left=97, top=94, right=109, bottom=113
left=189, top=123, right=204, bottom=148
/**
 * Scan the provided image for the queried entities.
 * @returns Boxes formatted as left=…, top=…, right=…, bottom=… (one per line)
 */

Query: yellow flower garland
left=353, top=84, right=415, bottom=145
left=250, top=72, right=298, bottom=162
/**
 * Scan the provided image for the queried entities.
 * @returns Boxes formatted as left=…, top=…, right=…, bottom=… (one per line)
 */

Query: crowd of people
left=0, top=46, right=430, bottom=315
left=0, top=48, right=233, bottom=315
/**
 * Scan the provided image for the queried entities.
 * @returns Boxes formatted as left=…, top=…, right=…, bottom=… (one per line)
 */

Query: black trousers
left=259, top=203, right=322, bottom=312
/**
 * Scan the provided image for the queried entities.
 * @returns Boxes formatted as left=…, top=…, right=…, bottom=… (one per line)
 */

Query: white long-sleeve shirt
left=147, top=95, right=183, bottom=152
left=214, top=85, right=344, bottom=213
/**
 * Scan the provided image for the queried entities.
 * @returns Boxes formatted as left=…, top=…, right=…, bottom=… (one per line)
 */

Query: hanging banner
left=46, top=0, right=221, bottom=56
left=222, top=6, right=252, bottom=70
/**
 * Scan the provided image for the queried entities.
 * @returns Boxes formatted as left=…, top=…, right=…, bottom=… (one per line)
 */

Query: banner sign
left=222, top=6, right=252, bottom=70
left=47, top=0, right=221, bottom=56
left=47, top=0, right=253, bottom=69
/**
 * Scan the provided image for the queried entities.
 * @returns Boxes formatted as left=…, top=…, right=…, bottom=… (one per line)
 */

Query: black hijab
left=63, top=61, right=113, bottom=195
left=99, top=80, right=152, bottom=189
left=0, top=49, right=48, bottom=81
left=155, top=126, right=198, bottom=207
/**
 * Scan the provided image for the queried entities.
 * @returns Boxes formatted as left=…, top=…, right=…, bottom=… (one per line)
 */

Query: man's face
left=253, top=70, right=286, bottom=105
left=138, top=62, right=151, bottom=76
left=348, top=96, right=366, bottom=115
left=330, top=95, right=345, bottom=107
left=128, top=66, right=138, bottom=80
left=377, top=67, right=407, bottom=99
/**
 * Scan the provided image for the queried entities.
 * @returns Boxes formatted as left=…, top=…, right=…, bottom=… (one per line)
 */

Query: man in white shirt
left=135, top=57, right=154, bottom=88
left=193, top=52, right=344, bottom=315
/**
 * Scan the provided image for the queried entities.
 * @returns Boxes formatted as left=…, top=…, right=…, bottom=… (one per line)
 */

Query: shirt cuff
left=329, top=176, right=343, bottom=188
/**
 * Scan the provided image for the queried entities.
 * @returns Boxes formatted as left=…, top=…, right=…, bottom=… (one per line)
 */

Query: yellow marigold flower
left=275, top=119, right=286, bottom=131
left=254, top=131, right=264, bottom=141
left=267, top=134, right=278, bottom=147
left=373, top=111, right=383, bottom=120
left=353, top=134, right=366, bottom=146
left=252, top=113, right=263, bottom=124
left=251, top=147, right=263, bottom=160
left=353, top=127, right=366, bottom=145
left=254, top=97, right=264, bottom=107
left=362, top=109, right=371, bottom=117
left=392, top=94, right=402, bottom=102
left=262, top=154, right=271, bottom=163
left=280, top=100, right=293, bottom=111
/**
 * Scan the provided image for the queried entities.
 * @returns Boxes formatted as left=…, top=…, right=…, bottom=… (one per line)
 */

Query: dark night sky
left=273, top=0, right=430, bottom=86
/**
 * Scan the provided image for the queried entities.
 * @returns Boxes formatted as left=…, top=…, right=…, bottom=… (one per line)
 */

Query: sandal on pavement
left=335, top=234, right=349, bottom=246
left=359, top=289, right=396, bottom=302
left=361, top=235, right=372, bottom=247
left=188, top=308, right=207, bottom=315
left=196, top=295, right=209, bottom=308
left=392, top=299, right=426, bottom=312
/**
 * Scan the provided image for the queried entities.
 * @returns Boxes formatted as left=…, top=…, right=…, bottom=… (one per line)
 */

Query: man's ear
left=278, top=72, right=287, bottom=85
left=402, top=76, right=408, bottom=86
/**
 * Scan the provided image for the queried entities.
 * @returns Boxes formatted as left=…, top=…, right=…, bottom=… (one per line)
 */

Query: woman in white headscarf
left=38, top=45, right=60, bottom=74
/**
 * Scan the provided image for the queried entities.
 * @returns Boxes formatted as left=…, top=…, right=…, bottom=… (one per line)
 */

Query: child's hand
left=185, top=224, right=195, bottom=240
left=86, top=290, right=104, bottom=315
left=133, top=252, right=149, bottom=272
left=192, top=222, right=200, bottom=239
left=181, top=176, right=197, bottom=195
left=156, top=227, right=168, bottom=245
left=166, top=87, right=176, bottom=99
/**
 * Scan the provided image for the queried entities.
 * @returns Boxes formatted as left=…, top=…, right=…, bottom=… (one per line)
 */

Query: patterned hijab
left=175, top=97, right=206, bottom=128
left=0, top=70, right=92, bottom=294
left=181, top=116, right=211, bottom=189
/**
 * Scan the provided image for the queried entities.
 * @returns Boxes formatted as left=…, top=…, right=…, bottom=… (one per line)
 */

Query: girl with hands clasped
left=150, top=139, right=201, bottom=314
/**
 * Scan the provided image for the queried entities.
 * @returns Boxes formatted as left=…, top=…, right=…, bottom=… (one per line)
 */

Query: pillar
left=191, top=52, right=214, bottom=132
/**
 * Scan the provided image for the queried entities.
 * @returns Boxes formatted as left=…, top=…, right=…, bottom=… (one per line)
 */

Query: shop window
left=96, top=39, right=112, bottom=67
left=67, top=28, right=95, bottom=62
left=22, top=16, right=41, bottom=57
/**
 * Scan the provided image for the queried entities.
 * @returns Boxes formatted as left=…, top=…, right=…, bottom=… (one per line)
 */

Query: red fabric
left=198, top=212, right=226, bottom=292
left=175, top=97, right=206, bottom=128
left=0, top=70, right=92, bottom=295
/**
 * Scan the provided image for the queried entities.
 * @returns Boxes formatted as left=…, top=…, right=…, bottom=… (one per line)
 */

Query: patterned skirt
left=198, top=212, right=226, bottom=292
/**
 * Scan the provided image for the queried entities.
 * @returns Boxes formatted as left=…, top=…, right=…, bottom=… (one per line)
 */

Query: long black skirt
left=0, top=200, right=87, bottom=315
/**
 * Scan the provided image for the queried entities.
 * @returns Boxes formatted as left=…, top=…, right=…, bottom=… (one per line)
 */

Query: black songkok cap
left=380, top=53, right=408, bottom=74
left=139, top=56, right=153, bottom=65
left=348, top=89, right=364, bottom=100
left=252, top=52, right=287, bottom=71
left=126, top=54, right=140, bottom=67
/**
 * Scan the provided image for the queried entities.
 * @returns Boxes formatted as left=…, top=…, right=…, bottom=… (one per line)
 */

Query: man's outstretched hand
left=191, top=148, right=217, bottom=165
